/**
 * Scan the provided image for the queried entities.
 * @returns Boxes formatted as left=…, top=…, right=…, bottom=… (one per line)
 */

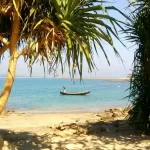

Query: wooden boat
left=60, top=90, right=90, bottom=95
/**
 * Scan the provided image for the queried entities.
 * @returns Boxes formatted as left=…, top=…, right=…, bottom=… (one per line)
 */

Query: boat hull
left=60, top=90, right=90, bottom=95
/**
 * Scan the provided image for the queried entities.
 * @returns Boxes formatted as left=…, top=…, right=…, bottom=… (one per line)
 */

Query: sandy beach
left=0, top=108, right=150, bottom=150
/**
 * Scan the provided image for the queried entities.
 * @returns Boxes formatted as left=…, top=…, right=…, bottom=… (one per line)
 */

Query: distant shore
left=0, top=76, right=130, bottom=81
left=62, top=77, right=130, bottom=82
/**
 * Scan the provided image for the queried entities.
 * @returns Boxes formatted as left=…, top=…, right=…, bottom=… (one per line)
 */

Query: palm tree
left=126, top=0, right=150, bottom=134
left=0, top=0, right=125, bottom=113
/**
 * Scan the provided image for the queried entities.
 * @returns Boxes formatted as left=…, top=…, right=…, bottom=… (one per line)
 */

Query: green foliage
left=0, top=0, right=125, bottom=78
left=127, top=0, right=150, bottom=134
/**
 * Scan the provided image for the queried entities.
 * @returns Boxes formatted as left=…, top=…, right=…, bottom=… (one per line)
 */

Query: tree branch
left=0, top=35, right=9, bottom=45
left=17, top=48, right=28, bottom=58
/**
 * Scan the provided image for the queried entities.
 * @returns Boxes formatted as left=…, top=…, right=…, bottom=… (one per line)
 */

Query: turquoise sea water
left=0, top=78, right=130, bottom=113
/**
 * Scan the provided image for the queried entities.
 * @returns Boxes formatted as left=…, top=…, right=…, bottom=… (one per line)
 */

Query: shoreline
left=4, top=105, right=129, bottom=114
left=1, top=107, right=130, bottom=128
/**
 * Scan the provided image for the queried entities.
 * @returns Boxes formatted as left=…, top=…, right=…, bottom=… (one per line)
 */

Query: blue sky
left=0, top=0, right=135, bottom=78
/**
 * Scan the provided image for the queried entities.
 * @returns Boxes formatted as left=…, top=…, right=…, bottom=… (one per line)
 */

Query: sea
left=0, top=78, right=130, bottom=113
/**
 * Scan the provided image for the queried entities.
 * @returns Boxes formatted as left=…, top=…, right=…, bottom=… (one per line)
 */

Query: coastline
left=5, top=104, right=129, bottom=114
left=60, top=77, right=130, bottom=82
left=0, top=77, right=130, bottom=81
left=0, top=107, right=150, bottom=149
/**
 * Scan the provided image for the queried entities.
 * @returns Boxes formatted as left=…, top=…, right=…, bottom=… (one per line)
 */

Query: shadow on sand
left=0, top=119, right=150, bottom=150
left=0, top=129, right=51, bottom=150
left=82, top=119, right=150, bottom=150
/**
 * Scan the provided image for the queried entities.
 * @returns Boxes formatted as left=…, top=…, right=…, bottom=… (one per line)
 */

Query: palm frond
left=126, top=0, right=150, bottom=134
left=0, top=0, right=128, bottom=79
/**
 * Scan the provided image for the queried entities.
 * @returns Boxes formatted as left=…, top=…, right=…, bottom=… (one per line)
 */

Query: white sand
left=0, top=108, right=150, bottom=150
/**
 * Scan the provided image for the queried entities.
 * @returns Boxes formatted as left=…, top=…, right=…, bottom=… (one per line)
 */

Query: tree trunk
left=0, top=4, right=20, bottom=114
left=0, top=56, right=18, bottom=113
